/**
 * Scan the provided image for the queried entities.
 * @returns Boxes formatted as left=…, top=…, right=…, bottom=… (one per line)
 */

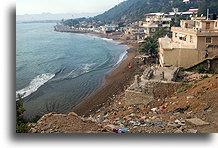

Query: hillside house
left=159, top=17, right=218, bottom=68
left=143, top=13, right=172, bottom=37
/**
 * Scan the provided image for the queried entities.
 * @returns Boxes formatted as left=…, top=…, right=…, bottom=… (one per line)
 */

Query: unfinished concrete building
left=124, top=66, right=180, bottom=106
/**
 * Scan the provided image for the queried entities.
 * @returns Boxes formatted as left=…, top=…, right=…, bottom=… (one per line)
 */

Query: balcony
left=172, top=27, right=218, bottom=36
left=145, top=17, right=172, bottom=22
left=143, top=23, right=158, bottom=28
left=196, top=29, right=218, bottom=36
left=171, top=27, right=197, bottom=34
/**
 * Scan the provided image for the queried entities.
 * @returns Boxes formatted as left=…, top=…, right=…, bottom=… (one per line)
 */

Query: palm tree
left=138, top=37, right=158, bottom=56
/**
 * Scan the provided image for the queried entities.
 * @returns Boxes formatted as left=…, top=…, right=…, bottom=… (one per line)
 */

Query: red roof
left=186, top=9, right=198, bottom=13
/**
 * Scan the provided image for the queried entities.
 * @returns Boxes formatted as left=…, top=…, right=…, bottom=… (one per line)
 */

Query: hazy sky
left=16, top=0, right=125, bottom=15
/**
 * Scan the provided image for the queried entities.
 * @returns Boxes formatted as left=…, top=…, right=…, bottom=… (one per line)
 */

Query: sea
left=16, top=23, right=128, bottom=120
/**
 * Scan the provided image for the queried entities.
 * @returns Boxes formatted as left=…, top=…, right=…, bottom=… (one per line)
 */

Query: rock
left=186, top=96, right=194, bottom=99
left=151, top=107, right=158, bottom=112
left=168, top=123, right=181, bottom=128
left=30, top=128, right=37, bottom=133
left=139, top=116, right=146, bottom=121
left=150, top=116, right=158, bottom=120
left=68, top=112, right=78, bottom=117
left=98, top=116, right=105, bottom=122
left=188, top=129, right=198, bottom=133
left=105, top=124, right=115, bottom=130
left=175, top=119, right=185, bottom=126
left=171, top=96, right=178, bottom=99
left=174, top=129, right=183, bottom=133
left=186, top=118, right=209, bottom=126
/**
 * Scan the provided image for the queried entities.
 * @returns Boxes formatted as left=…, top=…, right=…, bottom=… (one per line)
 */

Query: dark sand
left=71, top=33, right=139, bottom=116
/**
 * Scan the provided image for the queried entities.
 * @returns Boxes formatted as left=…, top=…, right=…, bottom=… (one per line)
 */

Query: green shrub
left=196, top=65, right=207, bottom=73
left=201, top=75, right=209, bottom=80
left=30, top=115, right=41, bottom=123
left=176, top=88, right=186, bottom=94
left=16, top=97, right=30, bottom=133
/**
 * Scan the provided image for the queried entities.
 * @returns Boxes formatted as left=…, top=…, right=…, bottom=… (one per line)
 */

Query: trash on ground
left=203, top=105, right=211, bottom=111
left=169, top=106, right=190, bottom=114
left=113, top=128, right=129, bottom=133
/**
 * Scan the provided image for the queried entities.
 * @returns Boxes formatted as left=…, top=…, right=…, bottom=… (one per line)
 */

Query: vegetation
left=153, top=28, right=172, bottom=40
left=176, top=88, right=187, bottom=94
left=201, top=75, right=209, bottom=80
left=62, top=0, right=218, bottom=27
left=69, top=0, right=218, bottom=24
left=138, top=37, right=158, bottom=56
left=16, top=94, right=42, bottom=133
left=16, top=98, right=30, bottom=133
left=176, top=82, right=193, bottom=94
left=138, top=28, right=172, bottom=56
left=63, top=19, right=80, bottom=27
left=195, top=65, right=208, bottom=73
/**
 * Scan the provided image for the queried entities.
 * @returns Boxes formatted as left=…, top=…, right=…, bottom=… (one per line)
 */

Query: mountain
left=16, top=12, right=100, bottom=23
left=92, top=0, right=218, bottom=23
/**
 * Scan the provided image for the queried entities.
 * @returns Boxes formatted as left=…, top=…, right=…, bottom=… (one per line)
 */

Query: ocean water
left=16, top=23, right=128, bottom=119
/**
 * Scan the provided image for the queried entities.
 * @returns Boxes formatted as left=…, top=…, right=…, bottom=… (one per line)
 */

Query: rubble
left=29, top=72, right=218, bottom=133
left=186, top=118, right=210, bottom=126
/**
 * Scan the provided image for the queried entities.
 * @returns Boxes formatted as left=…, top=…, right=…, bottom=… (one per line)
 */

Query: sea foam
left=114, top=50, right=128, bottom=66
left=16, top=73, right=55, bottom=99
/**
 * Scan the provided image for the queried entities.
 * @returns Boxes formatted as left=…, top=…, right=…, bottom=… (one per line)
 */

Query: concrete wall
left=160, top=44, right=218, bottom=68
left=197, top=36, right=218, bottom=51
left=124, top=90, right=153, bottom=106
left=124, top=82, right=180, bottom=106
left=161, top=48, right=200, bottom=68
left=187, top=57, right=218, bottom=73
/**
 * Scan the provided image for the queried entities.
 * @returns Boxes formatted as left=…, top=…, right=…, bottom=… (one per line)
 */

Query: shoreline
left=69, top=32, right=139, bottom=116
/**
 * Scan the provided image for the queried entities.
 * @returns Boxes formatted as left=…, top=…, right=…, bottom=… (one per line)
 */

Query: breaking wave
left=16, top=73, right=55, bottom=99
left=60, top=63, right=96, bottom=80
left=114, top=50, right=128, bottom=66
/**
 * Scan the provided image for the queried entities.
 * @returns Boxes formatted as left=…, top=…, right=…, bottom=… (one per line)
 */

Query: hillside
left=91, top=0, right=218, bottom=23
left=30, top=74, right=218, bottom=133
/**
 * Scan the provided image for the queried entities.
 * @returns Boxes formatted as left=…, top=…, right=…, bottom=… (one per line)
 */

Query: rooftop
left=159, top=37, right=196, bottom=49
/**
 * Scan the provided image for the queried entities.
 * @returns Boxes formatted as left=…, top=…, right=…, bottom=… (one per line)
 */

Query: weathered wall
left=124, top=82, right=181, bottom=106
left=186, top=57, right=218, bottom=73
left=124, top=90, right=153, bottom=106
left=153, top=82, right=181, bottom=99
left=162, top=48, right=200, bottom=68
left=161, top=45, right=218, bottom=68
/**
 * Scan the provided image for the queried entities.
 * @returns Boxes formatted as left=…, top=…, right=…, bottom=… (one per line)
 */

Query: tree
left=153, top=28, right=172, bottom=40
left=16, top=97, right=30, bottom=133
left=138, top=36, right=158, bottom=56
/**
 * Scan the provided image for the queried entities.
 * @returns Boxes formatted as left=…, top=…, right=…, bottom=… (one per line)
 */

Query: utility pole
left=207, top=9, right=209, bottom=20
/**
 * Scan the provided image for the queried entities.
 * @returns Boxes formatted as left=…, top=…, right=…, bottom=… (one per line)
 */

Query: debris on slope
left=29, top=74, right=218, bottom=133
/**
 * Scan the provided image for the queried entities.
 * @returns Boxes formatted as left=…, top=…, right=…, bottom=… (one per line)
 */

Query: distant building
left=143, top=13, right=172, bottom=37
left=123, top=23, right=145, bottom=40
left=183, top=0, right=196, bottom=4
left=159, top=17, right=218, bottom=68
left=101, top=25, right=119, bottom=34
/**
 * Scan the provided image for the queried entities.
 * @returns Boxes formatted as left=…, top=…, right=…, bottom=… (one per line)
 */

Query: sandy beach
left=71, top=33, right=140, bottom=116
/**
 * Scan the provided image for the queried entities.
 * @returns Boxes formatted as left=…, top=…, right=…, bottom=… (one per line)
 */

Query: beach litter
left=174, top=119, right=185, bottom=126
left=203, top=105, right=211, bottom=111
left=152, top=121, right=162, bottom=127
left=98, top=115, right=105, bottom=122
left=160, top=106, right=166, bottom=109
left=113, top=128, right=129, bottom=133
left=169, top=106, right=190, bottom=114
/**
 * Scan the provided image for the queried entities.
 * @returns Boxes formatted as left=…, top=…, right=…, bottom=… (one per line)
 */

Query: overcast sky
left=16, top=0, right=125, bottom=15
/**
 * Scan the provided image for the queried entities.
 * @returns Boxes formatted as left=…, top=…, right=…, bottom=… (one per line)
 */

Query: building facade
left=159, top=17, right=218, bottom=68
left=143, top=13, right=171, bottom=37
